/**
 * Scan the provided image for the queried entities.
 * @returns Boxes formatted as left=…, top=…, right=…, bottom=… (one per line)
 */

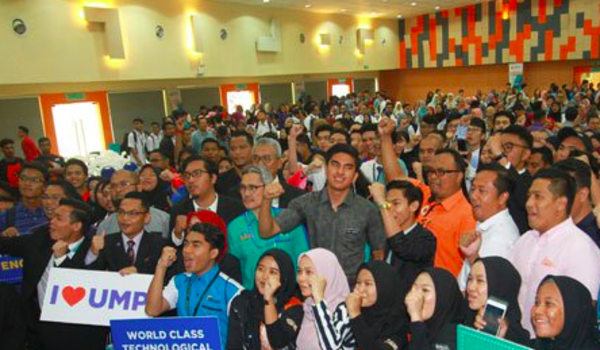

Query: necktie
left=126, top=240, right=136, bottom=266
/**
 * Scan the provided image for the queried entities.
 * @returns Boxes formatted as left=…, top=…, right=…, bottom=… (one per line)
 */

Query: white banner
left=41, top=268, right=153, bottom=326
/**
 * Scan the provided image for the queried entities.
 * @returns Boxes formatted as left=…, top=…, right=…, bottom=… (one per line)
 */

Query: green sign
left=339, top=78, right=346, bottom=83
left=457, top=325, right=533, bottom=350
left=234, top=84, right=247, bottom=90
left=65, top=92, right=86, bottom=101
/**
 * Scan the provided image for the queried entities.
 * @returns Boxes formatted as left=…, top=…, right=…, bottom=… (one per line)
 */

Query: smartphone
left=482, top=297, right=508, bottom=336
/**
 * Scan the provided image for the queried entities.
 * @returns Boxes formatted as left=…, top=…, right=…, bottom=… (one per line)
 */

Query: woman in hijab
left=227, top=249, right=303, bottom=350
left=310, top=261, right=409, bottom=350
left=296, top=248, right=350, bottom=350
left=466, top=257, right=530, bottom=345
left=405, top=268, right=465, bottom=350
left=532, top=275, right=600, bottom=350
left=139, top=165, right=171, bottom=212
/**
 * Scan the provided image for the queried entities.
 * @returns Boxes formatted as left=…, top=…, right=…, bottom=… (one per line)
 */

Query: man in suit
left=0, top=199, right=107, bottom=350
left=170, top=155, right=245, bottom=246
left=251, top=136, right=305, bottom=208
left=86, top=192, right=166, bottom=275
left=215, top=130, right=253, bottom=196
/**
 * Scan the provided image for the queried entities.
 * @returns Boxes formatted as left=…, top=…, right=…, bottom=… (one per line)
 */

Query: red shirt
left=21, top=136, right=41, bottom=162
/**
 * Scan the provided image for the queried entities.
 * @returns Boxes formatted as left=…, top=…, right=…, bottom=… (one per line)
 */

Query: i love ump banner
left=41, top=268, right=153, bottom=326
left=111, top=317, right=222, bottom=350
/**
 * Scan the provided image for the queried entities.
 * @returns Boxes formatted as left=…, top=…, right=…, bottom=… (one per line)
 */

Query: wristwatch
left=378, top=201, right=392, bottom=210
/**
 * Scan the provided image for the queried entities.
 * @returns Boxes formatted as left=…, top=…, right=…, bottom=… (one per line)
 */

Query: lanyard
left=185, top=271, right=220, bottom=317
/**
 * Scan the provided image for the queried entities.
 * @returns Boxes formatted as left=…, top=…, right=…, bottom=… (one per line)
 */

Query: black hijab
left=466, top=257, right=530, bottom=344
left=423, top=268, right=466, bottom=339
left=358, top=261, right=408, bottom=340
left=535, top=275, right=600, bottom=350
left=139, top=165, right=170, bottom=212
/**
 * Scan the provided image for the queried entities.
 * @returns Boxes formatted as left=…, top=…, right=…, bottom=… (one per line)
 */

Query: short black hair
left=553, top=158, right=591, bottom=191
left=177, top=147, right=196, bottom=166
left=148, top=149, right=170, bottom=160
left=65, top=158, right=89, bottom=176
left=181, top=155, right=218, bottom=177
left=565, top=107, right=578, bottom=122
left=18, top=126, right=29, bottom=134
left=0, top=139, right=14, bottom=148
left=476, top=163, right=514, bottom=195
left=421, top=115, right=438, bottom=127
left=331, top=128, right=351, bottom=144
left=359, top=123, right=378, bottom=135
left=470, top=118, right=487, bottom=134
left=230, top=130, right=254, bottom=146
left=133, top=118, right=144, bottom=124
left=533, top=168, right=576, bottom=215
left=386, top=180, right=423, bottom=217
left=187, top=223, right=225, bottom=254
left=0, top=196, right=15, bottom=204
left=531, top=147, right=554, bottom=166
left=151, top=122, right=160, bottom=127
left=59, top=198, right=92, bottom=234
left=392, top=130, right=409, bottom=144
left=502, top=125, right=533, bottom=149
left=326, top=144, right=361, bottom=171
left=122, top=191, right=150, bottom=212
left=296, top=134, right=311, bottom=146
left=434, top=148, right=466, bottom=173
left=38, top=137, right=50, bottom=144
left=162, top=121, right=174, bottom=130
left=45, top=180, right=82, bottom=200
left=493, top=111, right=516, bottom=125
left=315, top=124, right=334, bottom=137
left=20, top=162, right=49, bottom=183
left=201, top=138, right=219, bottom=149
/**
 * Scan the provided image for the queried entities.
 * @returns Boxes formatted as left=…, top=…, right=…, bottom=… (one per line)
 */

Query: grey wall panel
left=180, top=87, right=221, bottom=116
left=304, top=81, right=327, bottom=104
left=354, top=78, right=376, bottom=94
left=108, top=91, right=165, bottom=143
left=0, top=97, right=43, bottom=158
left=260, top=83, right=293, bottom=107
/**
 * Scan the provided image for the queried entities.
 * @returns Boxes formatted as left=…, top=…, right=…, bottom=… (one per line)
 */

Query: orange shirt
left=418, top=189, right=476, bottom=277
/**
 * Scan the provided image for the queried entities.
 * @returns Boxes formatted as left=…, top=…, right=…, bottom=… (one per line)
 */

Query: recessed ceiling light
left=263, top=0, right=270, bottom=3
left=305, top=4, right=311, bottom=8
left=435, top=6, right=440, bottom=10
left=411, top=2, right=417, bottom=6
left=340, top=8, right=347, bottom=12
left=397, top=14, right=403, bottom=18
left=371, top=11, right=377, bottom=15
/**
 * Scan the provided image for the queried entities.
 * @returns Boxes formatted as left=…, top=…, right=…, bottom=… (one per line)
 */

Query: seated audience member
left=228, top=165, right=308, bottom=289
left=259, top=144, right=385, bottom=285
left=404, top=268, right=466, bottom=350
left=492, top=111, right=515, bottom=133
left=41, top=180, right=81, bottom=222
left=36, top=137, right=65, bottom=176
left=458, top=164, right=520, bottom=289
left=368, top=181, right=436, bottom=289
left=0, top=138, right=24, bottom=188
left=295, top=248, right=350, bottom=350
left=64, top=158, right=90, bottom=201
left=313, top=260, right=409, bottom=350
left=216, top=131, right=254, bottom=196
left=0, top=162, right=48, bottom=236
left=218, top=157, right=233, bottom=174
left=98, top=170, right=170, bottom=238
left=146, top=223, right=243, bottom=349
left=227, top=249, right=303, bottom=350
left=0, top=199, right=107, bottom=350
left=91, top=180, right=115, bottom=226
left=531, top=275, right=600, bottom=350
left=252, top=137, right=305, bottom=208
left=553, top=158, right=600, bottom=248
left=526, top=147, right=553, bottom=176
left=171, top=155, right=245, bottom=245
left=555, top=127, right=593, bottom=163
left=201, top=138, right=221, bottom=164
left=139, top=164, right=171, bottom=213
left=86, top=192, right=166, bottom=275
left=510, top=168, right=600, bottom=335
left=466, top=257, right=530, bottom=345
left=0, top=283, right=25, bottom=350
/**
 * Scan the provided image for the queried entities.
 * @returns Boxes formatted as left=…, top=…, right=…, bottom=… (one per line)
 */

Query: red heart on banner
left=61, top=286, right=86, bottom=307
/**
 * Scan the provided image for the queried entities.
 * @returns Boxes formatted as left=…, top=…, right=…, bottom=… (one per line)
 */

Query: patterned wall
left=398, top=0, right=600, bottom=69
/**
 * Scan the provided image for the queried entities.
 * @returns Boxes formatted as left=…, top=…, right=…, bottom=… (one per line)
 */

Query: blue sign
left=0, top=255, right=23, bottom=284
left=111, top=317, right=222, bottom=350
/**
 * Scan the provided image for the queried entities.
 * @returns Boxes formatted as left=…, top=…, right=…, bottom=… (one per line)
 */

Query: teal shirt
left=227, top=208, right=309, bottom=289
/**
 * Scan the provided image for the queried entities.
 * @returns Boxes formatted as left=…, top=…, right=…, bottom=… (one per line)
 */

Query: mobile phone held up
left=482, top=296, right=508, bottom=336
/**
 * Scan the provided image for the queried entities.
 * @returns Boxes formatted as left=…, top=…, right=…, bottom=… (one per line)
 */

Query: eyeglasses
left=19, top=175, right=44, bottom=184
left=252, top=155, right=276, bottom=164
left=111, top=181, right=138, bottom=190
left=239, top=184, right=265, bottom=194
left=424, top=168, right=461, bottom=177
left=117, top=210, right=148, bottom=218
left=182, top=169, right=208, bottom=180
left=42, top=194, right=64, bottom=201
left=149, top=158, right=164, bottom=163
left=501, top=142, right=528, bottom=153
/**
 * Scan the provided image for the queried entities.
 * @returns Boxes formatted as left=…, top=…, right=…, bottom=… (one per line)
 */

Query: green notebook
left=457, top=325, right=533, bottom=350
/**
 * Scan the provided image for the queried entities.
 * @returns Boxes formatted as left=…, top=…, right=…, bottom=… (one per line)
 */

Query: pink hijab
left=296, top=248, right=350, bottom=350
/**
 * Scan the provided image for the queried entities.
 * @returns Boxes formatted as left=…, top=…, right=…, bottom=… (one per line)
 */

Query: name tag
left=344, top=228, right=359, bottom=235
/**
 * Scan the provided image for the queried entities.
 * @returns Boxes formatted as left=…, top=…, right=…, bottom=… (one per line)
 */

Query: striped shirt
left=313, top=300, right=356, bottom=350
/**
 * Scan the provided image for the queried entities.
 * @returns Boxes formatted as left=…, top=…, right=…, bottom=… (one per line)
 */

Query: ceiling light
left=435, top=6, right=440, bottom=10
left=340, top=8, right=347, bottom=12
left=263, top=0, right=270, bottom=3
left=397, top=14, right=403, bottom=18
left=411, top=2, right=417, bottom=6
left=305, top=4, right=311, bottom=8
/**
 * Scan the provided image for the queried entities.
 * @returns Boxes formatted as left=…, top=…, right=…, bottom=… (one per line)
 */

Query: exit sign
left=234, top=84, right=247, bottom=90
left=65, top=92, right=86, bottom=101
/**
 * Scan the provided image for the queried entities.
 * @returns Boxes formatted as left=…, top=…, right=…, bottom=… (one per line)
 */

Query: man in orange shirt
left=378, top=117, right=476, bottom=276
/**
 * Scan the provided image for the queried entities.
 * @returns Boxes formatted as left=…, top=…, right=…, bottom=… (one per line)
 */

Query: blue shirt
left=0, top=202, right=47, bottom=234
left=171, top=266, right=242, bottom=348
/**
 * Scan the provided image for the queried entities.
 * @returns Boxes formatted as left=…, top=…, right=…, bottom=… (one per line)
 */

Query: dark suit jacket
left=0, top=225, right=107, bottom=350
left=507, top=167, right=532, bottom=234
left=216, top=167, right=241, bottom=197
left=0, top=283, right=25, bottom=350
left=169, top=194, right=245, bottom=230
left=86, top=231, right=166, bottom=274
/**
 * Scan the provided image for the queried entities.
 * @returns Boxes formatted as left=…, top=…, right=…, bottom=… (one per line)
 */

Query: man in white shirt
left=146, top=122, right=163, bottom=153
left=254, top=110, right=277, bottom=138
left=458, top=164, right=520, bottom=290
left=128, top=118, right=148, bottom=166
left=304, top=105, right=320, bottom=137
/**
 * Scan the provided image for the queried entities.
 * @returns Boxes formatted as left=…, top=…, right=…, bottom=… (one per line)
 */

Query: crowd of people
left=1, top=80, right=600, bottom=350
